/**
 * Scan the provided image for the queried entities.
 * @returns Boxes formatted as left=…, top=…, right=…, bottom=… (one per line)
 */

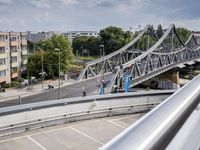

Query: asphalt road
left=0, top=74, right=113, bottom=108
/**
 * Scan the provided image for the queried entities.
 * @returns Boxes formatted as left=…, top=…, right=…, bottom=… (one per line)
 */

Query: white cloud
left=34, top=11, right=53, bottom=23
left=60, top=0, right=78, bottom=5
left=28, top=0, right=51, bottom=9
left=0, top=0, right=199, bottom=31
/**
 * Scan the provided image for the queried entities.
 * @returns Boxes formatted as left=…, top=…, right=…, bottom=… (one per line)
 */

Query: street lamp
left=99, top=44, right=105, bottom=79
left=41, top=43, right=46, bottom=89
left=55, top=48, right=61, bottom=99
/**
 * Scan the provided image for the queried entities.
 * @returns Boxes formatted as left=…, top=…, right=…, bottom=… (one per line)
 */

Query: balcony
left=22, top=50, right=27, bottom=55
left=11, top=62, right=18, bottom=67
left=0, top=65, right=7, bottom=71
left=11, top=72, right=18, bottom=78
left=0, top=53, right=6, bottom=59
left=0, top=42, right=6, bottom=47
left=0, top=77, right=6, bottom=83
left=11, top=41, right=18, bottom=46
left=22, top=59, right=27, bottom=64
left=21, top=40, right=27, bottom=45
left=11, top=51, right=18, bottom=57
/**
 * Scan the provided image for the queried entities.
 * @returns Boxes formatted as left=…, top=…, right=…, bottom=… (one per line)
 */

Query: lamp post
left=41, top=43, right=45, bottom=89
left=99, top=44, right=105, bottom=79
left=55, top=48, right=61, bottom=99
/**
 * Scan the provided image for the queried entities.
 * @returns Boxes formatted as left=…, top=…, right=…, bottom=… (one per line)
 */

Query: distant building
left=0, top=32, right=28, bottom=85
left=62, top=31, right=99, bottom=41
left=27, top=31, right=61, bottom=43
left=27, top=31, right=98, bottom=43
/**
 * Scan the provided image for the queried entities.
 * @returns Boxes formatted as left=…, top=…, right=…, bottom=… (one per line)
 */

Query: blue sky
left=0, top=0, right=200, bottom=32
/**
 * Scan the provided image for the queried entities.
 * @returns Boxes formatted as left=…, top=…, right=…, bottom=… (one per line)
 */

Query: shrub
left=11, top=81, right=20, bottom=87
left=5, top=83, right=12, bottom=88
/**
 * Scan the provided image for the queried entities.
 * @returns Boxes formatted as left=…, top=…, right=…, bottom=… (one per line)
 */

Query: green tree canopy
left=100, top=26, right=132, bottom=54
left=176, top=27, right=191, bottom=43
left=157, top=24, right=164, bottom=39
left=72, top=36, right=101, bottom=56
left=72, top=27, right=132, bottom=56
left=27, top=35, right=74, bottom=79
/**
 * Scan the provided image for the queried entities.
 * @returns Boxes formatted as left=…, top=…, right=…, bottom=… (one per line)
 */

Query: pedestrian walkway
left=0, top=79, right=76, bottom=102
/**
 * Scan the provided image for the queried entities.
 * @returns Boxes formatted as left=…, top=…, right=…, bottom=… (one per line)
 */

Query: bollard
left=19, top=96, right=21, bottom=104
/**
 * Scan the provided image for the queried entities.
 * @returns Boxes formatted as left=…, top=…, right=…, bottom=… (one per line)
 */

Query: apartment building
left=62, top=31, right=99, bottom=41
left=0, top=32, right=28, bottom=86
left=27, top=31, right=61, bottom=43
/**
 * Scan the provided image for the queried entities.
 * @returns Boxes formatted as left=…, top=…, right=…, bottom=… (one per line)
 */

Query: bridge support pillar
left=143, top=70, right=180, bottom=89
left=157, top=70, right=180, bottom=89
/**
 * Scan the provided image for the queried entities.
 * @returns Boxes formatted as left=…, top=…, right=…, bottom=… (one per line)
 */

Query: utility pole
left=100, top=45, right=105, bottom=79
left=55, top=48, right=61, bottom=99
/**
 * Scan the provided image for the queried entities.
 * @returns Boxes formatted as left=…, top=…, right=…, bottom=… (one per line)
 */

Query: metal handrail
left=99, top=75, right=200, bottom=150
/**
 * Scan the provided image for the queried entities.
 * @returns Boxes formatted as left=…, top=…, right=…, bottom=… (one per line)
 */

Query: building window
left=0, top=58, right=6, bottom=65
left=11, top=56, right=17, bottom=63
left=11, top=46, right=17, bottom=52
left=21, top=35, right=26, bottom=41
left=22, top=55, right=27, bottom=61
left=22, top=45, right=27, bottom=51
left=11, top=37, right=17, bottom=42
left=0, top=47, right=5, bottom=53
left=0, top=70, right=6, bottom=77
left=11, top=67, right=18, bottom=73
left=0, top=35, right=5, bottom=42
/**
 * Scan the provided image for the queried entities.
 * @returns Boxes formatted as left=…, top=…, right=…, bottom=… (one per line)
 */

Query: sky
left=0, top=0, right=200, bottom=32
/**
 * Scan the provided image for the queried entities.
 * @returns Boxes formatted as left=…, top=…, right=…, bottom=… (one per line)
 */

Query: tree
left=86, top=36, right=101, bottom=56
left=72, top=36, right=88, bottom=56
left=157, top=24, right=163, bottom=38
left=100, top=26, right=132, bottom=54
left=176, top=27, right=191, bottom=43
left=72, top=36, right=101, bottom=56
left=27, top=35, right=74, bottom=79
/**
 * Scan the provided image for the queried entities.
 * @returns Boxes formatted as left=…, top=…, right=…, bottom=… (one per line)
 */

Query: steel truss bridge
left=78, top=24, right=200, bottom=92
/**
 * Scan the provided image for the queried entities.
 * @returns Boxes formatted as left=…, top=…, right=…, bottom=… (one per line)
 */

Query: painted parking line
left=69, top=126, right=104, bottom=145
left=107, top=120, right=126, bottom=129
left=0, top=133, right=40, bottom=144
left=27, top=136, right=47, bottom=150
left=43, top=120, right=101, bottom=134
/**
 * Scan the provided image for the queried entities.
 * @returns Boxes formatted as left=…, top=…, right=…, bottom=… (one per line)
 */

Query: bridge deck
left=0, top=113, right=143, bottom=150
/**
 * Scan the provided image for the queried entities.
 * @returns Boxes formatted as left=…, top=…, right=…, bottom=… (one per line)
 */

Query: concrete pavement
left=0, top=113, right=144, bottom=150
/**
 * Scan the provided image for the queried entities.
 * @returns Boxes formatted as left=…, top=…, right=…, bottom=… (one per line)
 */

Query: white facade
left=62, top=31, right=99, bottom=41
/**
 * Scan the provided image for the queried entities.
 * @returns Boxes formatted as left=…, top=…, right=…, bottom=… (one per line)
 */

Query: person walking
left=99, top=79, right=105, bottom=95
left=82, top=86, right=86, bottom=97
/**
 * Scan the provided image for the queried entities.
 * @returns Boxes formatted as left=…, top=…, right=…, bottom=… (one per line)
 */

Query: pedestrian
left=82, top=86, right=86, bottom=97
left=48, top=81, right=54, bottom=89
left=99, top=79, right=105, bottom=95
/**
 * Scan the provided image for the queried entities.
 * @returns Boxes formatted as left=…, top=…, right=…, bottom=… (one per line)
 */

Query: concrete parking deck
left=0, top=113, right=144, bottom=150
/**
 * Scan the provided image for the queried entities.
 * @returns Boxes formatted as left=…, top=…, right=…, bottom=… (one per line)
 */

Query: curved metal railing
left=99, top=75, right=200, bottom=150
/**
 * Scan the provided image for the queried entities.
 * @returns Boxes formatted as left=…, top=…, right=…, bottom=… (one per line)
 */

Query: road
left=0, top=74, right=113, bottom=108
